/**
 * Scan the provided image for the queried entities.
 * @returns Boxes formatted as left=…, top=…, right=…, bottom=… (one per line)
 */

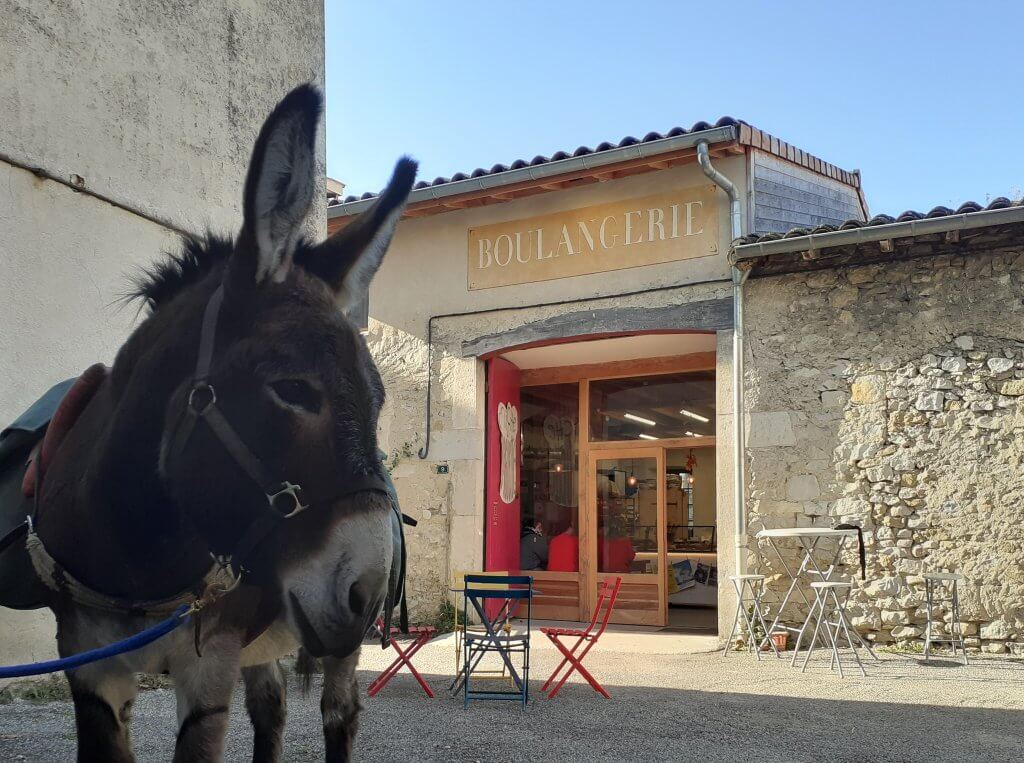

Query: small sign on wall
left=467, top=185, right=720, bottom=290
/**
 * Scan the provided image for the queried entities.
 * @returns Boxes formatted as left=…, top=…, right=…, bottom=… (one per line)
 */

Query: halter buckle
left=268, top=482, right=308, bottom=518
left=187, top=383, right=217, bottom=415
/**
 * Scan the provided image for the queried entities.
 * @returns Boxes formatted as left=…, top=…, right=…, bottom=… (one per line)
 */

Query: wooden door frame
left=584, top=446, right=666, bottom=626
left=519, top=350, right=716, bottom=624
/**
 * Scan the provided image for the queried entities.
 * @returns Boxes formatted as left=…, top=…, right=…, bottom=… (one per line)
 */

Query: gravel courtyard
left=1, top=636, right=1022, bottom=762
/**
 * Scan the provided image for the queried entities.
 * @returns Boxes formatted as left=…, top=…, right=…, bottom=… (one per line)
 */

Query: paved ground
left=1, top=634, right=1022, bottom=762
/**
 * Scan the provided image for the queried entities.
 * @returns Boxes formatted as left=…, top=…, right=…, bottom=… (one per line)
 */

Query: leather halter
left=170, top=285, right=392, bottom=575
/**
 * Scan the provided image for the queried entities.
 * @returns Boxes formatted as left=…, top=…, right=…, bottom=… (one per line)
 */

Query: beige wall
left=365, top=157, right=746, bottom=623
left=0, top=0, right=324, bottom=676
left=368, top=156, right=745, bottom=340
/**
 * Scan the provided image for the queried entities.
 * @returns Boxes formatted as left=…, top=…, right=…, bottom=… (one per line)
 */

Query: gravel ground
left=1, top=639, right=1022, bottom=762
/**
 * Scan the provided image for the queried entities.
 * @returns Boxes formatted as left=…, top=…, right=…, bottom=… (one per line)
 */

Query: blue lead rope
left=0, top=604, right=191, bottom=679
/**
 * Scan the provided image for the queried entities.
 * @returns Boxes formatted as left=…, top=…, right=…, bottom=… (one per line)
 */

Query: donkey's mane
left=130, top=234, right=234, bottom=311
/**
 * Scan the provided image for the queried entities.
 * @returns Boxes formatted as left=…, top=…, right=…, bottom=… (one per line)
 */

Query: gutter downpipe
left=696, top=140, right=748, bottom=577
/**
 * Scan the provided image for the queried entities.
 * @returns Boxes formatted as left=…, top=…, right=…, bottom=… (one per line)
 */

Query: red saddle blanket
left=21, top=363, right=107, bottom=497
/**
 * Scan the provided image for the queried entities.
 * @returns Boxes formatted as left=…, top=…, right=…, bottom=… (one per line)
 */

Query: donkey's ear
left=296, top=157, right=417, bottom=308
left=234, top=84, right=322, bottom=285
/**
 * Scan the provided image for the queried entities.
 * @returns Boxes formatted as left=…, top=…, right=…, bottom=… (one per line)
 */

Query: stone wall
left=744, top=246, right=1024, bottom=653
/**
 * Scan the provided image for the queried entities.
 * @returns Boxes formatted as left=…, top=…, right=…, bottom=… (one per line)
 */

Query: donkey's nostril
left=348, top=581, right=369, bottom=616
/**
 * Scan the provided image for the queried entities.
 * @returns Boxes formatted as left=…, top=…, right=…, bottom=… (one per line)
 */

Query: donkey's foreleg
left=242, top=661, right=287, bottom=763
left=170, top=633, right=242, bottom=763
left=321, top=648, right=362, bottom=763
left=66, top=664, right=139, bottom=763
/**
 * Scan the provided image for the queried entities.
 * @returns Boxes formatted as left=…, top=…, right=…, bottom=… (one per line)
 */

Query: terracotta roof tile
left=736, top=197, right=1023, bottom=246
left=328, top=117, right=743, bottom=206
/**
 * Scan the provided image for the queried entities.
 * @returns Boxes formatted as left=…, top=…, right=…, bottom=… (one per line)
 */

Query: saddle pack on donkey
left=0, top=368, right=107, bottom=610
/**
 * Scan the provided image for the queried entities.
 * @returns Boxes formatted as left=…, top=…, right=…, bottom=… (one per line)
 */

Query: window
left=596, top=456, right=657, bottom=574
left=520, top=384, right=579, bottom=536
left=588, top=371, right=715, bottom=442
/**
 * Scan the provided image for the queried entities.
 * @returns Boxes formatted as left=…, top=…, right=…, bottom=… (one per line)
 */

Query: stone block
left=940, top=356, right=967, bottom=374
left=450, top=462, right=483, bottom=517
left=428, top=429, right=484, bottom=461
left=891, top=625, right=923, bottom=639
left=847, top=266, right=878, bottom=285
left=851, top=613, right=881, bottom=631
left=891, top=451, right=918, bottom=472
left=448, top=514, right=483, bottom=572
left=851, top=375, right=885, bottom=404
left=806, top=270, right=838, bottom=288
left=980, top=620, right=1012, bottom=640
left=881, top=610, right=907, bottom=627
left=820, top=390, right=846, bottom=409
left=755, top=501, right=803, bottom=517
left=864, top=465, right=895, bottom=483
left=974, top=415, right=1002, bottom=430
left=994, top=379, right=1024, bottom=396
left=915, top=391, right=944, bottom=411
left=747, top=411, right=796, bottom=448
left=987, top=357, right=1014, bottom=374
left=829, top=286, right=859, bottom=308
left=954, top=335, right=974, bottom=350
left=786, top=474, right=820, bottom=501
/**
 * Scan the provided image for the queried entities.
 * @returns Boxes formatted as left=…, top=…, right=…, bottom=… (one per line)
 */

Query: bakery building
left=329, top=120, right=1024, bottom=651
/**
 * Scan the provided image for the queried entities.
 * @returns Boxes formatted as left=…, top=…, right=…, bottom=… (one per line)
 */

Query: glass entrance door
left=586, top=448, right=666, bottom=626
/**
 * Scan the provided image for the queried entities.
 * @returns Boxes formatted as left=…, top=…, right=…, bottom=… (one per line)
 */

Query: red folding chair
left=367, top=618, right=437, bottom=698
left=540, top=576, right=622, bottom=699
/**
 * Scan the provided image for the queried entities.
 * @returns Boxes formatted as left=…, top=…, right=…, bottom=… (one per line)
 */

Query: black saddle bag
left=0, top=379, right=75, bottom=609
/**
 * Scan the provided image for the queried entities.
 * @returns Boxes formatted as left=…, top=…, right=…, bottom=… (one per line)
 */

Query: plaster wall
left=369, top=279, right=735, bottom=622
left=365, top=159, right=745, bottom=623
left=0, top=0, right=324, bottom=676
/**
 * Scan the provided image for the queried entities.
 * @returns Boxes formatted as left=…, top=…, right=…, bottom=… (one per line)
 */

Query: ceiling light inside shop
left=624, top=413, right=657, bottom=426
left=685, top=431, right=704, bottom=438
left=679, top=408, right=709, bottom=423
left=638, top=433, right=658, bottom=440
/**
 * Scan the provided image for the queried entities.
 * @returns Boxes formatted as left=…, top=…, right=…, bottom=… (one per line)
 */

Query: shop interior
left=511, top=334, right=718, bottom=631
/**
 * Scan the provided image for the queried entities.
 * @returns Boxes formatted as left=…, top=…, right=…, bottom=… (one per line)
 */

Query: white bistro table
left=754, top=527, right=860, bottom=650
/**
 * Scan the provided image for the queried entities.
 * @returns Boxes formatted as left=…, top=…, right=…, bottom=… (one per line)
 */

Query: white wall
left=0, top=0, right=325, bottom=675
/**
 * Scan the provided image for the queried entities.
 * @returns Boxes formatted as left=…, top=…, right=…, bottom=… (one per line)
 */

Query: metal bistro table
left=447, top=582, right=541, bottom=695
left=754, top=527, right=860, bottom=651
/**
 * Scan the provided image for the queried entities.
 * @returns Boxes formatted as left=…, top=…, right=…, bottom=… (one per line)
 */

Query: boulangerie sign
left=467, top=184, right=720, bottom=289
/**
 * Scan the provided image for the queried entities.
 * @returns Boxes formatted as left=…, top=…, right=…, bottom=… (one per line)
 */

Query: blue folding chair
left=456, top=574, right=533, bottom=708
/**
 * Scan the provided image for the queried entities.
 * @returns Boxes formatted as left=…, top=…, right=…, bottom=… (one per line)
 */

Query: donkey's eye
left=268, top=379, right=322, bottom=414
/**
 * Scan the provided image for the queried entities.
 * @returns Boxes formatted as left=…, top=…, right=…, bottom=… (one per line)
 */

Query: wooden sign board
left=468, top=185, right=720, bottom=290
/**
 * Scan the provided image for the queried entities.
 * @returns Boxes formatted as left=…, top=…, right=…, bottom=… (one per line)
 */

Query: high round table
left=754, top=527, right=860, bottom=651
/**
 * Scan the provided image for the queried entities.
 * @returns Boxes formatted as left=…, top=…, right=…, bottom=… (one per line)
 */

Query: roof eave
left=730, top=205, right=1024, bottom=268
left=328, top=124, right=739, bottom=219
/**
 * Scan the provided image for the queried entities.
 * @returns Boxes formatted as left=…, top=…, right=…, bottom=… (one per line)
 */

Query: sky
left=325, top=1, right=1023, bottom=217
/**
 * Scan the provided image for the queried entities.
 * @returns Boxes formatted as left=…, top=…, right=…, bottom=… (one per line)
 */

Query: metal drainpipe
left=696, top=140, right=748, bottom=576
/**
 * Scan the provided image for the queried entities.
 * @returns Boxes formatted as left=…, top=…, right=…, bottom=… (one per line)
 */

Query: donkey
left=21, top=84, right=415, bottom=761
